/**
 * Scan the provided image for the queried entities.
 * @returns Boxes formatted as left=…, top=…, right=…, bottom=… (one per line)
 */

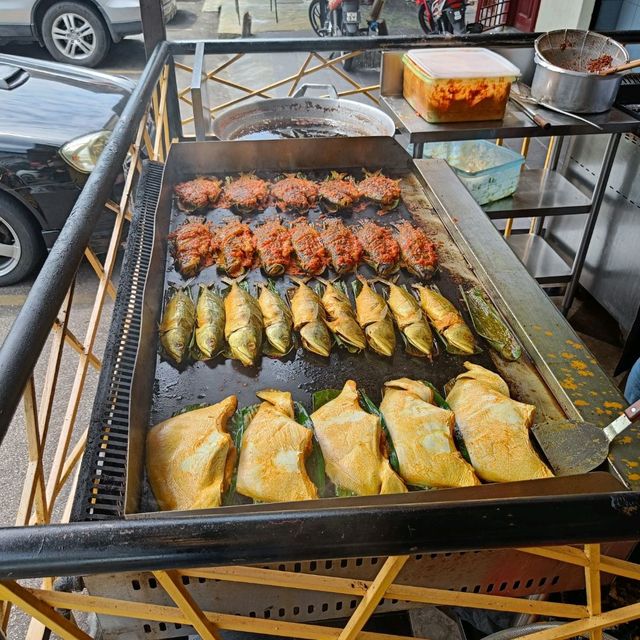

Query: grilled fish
left=194, top=285, right=225, bottom=360
left=236, top=390, right=318, bottom=503
left=253, top=218, right=293, bottom=277
left=168, top=219, right=217, bottom=278
left=318, top=278, right=366, bottom=352
left=319, top=218, right=363, bottom=275
left=289, top=279, right=332, bottom=357
left=270, top=174, right=319, bottom=213
left=354, top=276, right=396, bottom=357
left=318, top=171, right=362, bottom=212
left=310, top=380, right=407, bottom=496
left=258, top=282, right=293, bottom=356
left=289, top=218, right=329, bottom=276
left=380, top=379, right=479, bottom=488
left=462, top=286, right=521, bottom=361
left=446, top=362, right=553, bottom=483
left=414, top=285, right=477, bottom=355
left=220, top=173, right=269, bottom=213
left=358, top=170, right=401, bottom=211
left=174, top=177, right=222, bottom=212
left=394, top=221, right=438, bottom=280
left=216, top=219, right=256, bottom=278
left=356, top=220, right=401, bottom=276
left=159, top=287, right=195, bottom=364
left=147, top=396, right=238, bottom=510
left=382, top=281, right=434, bottom=358
left=224, top=282, right=263, bottom=366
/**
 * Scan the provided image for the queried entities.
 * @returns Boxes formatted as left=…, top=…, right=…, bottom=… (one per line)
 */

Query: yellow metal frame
left=2, top=60, right=640, bottom=640
left=4, top=546, right=640, bottom=638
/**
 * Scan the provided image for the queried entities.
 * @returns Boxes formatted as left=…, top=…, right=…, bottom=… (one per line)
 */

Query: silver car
left=0, top=0, right=177, bottom=67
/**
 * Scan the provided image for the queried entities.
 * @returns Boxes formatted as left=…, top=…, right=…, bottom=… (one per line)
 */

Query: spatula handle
left=625, top=399, right=640, bottom=422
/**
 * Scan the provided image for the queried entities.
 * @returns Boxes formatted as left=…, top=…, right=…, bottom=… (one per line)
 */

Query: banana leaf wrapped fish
left=461, top=286, right=521, bottom=361
left=147, top=396, right=238, bottom=510
left=236, top=390, right=318, bottom=503
left=216, top=219, right=256, bottom=278
left=224, top=282, right=263, bottom=366
left=353, top=276, right=396, bottom=357
left=379, top=379, right=479, bottom=488
left=289, top=279, right=332, bottom=357
left=159, top=287, right=195, bottom=364
left=258, top=282, right=293, bottom=357
left=446, top=362, right=553, bottom=483
left=356, top=220, right=401, bottom=276
left=383, top=281, right=434, bottom=358
left=289, top=218, right=329, bottom=276
left=194, top=285, right=225, bottom=360
left=394, top=221, right=438, bottom=280
left=414, top=285, right=478, bottom=356
left=319, top=218, right=363, bottom=275
left=253, top=218, right=294, bottom=277
left=318, top=278, right=366, bottom=352
left=310, top=380, right=407, bottom=496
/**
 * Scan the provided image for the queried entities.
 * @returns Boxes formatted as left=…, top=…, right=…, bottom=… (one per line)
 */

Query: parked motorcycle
left=416, top=0, right=483, bottom=35
left=308, top=0, right=387, bottom=70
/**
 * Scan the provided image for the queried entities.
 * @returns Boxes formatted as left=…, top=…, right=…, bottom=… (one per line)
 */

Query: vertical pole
left=561, top=133, right=621, bottom=316
left=140, top=0, right=167, bottom=59
left=584, top=544, right=603, bottom=640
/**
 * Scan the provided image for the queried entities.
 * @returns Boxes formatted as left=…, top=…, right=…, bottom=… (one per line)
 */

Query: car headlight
left=60, top=130, right=111, bottom=173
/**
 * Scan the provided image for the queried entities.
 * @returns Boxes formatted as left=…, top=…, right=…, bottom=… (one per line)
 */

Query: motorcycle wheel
left=309, top=0, right=325, bottom=35
left=342, top=53, right=354, bottom=71
left=417, top=4, right=437, bottom=34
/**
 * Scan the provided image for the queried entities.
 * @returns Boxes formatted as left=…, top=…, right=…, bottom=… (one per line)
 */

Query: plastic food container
left=423, top=140, right=525, bottom=205
left=402, top=48, right=520, bottom=123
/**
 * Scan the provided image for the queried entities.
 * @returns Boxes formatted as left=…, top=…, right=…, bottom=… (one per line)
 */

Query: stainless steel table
left=380, top=51, right=640, bottom=314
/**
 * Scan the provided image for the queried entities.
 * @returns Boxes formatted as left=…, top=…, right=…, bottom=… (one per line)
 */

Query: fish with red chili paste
left=220, top=174, right=269, bottom=213
left=169, top=219, right=218, bottom=278
left=215, top=219, right=256, bottom=277
left=318, top=171, right=362, bottom=212
left=320, top=218, right=364, bottom=275
left=174, top=177, right=222, bottom=213
left=394, top=221, right=438, bottom=280
left=270, top=174, right=319, bottom=213
left=359, top=171, right=401, bottom=212
left=289, top=218, right=329, bottom=276
left=356, top=220, right=400, bottom=276
left=253, top=218, right=294, bottom=277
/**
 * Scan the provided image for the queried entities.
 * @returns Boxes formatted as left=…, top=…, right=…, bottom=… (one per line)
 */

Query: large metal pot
left=213, top=84, right=396, bottom=140
left=531, top=29, right=629, bottom=113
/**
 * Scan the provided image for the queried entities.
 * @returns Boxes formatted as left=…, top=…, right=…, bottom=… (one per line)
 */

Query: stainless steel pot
left=212, top=84, right=396, bottom=140
left=531, top=29, right=629, bottom=113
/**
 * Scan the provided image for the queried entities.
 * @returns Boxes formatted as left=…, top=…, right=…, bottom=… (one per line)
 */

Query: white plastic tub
left=423, top=140, right=525, bottom=205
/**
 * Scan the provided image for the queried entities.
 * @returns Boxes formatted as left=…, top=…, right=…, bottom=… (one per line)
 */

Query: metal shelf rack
left=380, top=51, right=640, bottom=314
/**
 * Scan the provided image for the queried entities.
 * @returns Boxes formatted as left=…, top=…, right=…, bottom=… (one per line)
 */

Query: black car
left=0, top=53, right=134, bottom=285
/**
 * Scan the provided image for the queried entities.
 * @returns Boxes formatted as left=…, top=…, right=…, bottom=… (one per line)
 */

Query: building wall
left=534, top=0, right=597, bottom=30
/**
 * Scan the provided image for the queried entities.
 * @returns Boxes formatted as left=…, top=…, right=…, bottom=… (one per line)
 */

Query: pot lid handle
left=293, top=83, right=339, bottom=99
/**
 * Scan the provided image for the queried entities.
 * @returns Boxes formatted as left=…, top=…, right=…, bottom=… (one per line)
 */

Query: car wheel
left=0, top=196, right=45, bottom=286
left=41, top=2, right=111, bottom=67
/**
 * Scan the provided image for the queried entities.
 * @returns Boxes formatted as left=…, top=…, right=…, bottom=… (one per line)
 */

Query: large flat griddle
left=125, top=137, right=574, bottom=518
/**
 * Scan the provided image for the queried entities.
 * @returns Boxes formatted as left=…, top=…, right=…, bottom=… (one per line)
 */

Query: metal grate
left=71, top=162, right=164, bottom=523
left=475, top=0, right=511, bottom=28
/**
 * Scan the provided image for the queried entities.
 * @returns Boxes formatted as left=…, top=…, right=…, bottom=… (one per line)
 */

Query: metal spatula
left=531, top=399, right=640, bottom=476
